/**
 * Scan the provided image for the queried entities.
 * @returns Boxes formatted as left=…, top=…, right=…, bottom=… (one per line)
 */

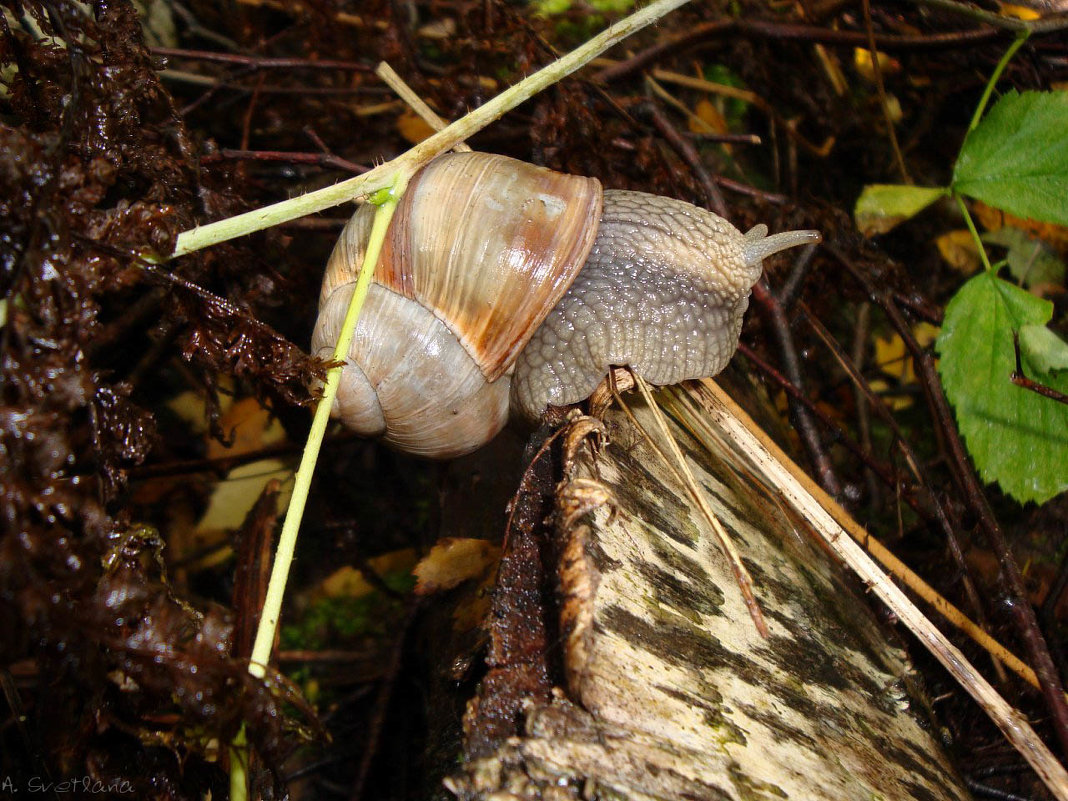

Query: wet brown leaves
left=1, top=2, right=322, bottom=794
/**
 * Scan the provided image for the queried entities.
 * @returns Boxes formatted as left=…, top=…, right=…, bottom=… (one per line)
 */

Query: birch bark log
left=447, top=395, right=972, bottom=801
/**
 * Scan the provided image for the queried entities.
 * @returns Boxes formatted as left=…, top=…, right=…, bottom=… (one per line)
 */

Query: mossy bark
left=447, top=398, right=972, bottom=801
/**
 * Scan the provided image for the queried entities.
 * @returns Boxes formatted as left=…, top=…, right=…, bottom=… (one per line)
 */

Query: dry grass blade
left=374, top=62, right=472, bottom=153
left=669, top=379, right=1068, bottom=800
left=625, top=375, right=769, bottom=637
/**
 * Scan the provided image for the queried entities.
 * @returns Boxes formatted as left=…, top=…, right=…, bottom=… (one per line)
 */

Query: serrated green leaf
left=1019, top=324, right=1068, bottom=374
left=936, top=271, right=1068, bottom=503
left=854, top=184, right=945, bottom=236
left=982, top=226, right=1066, bottom=288
left=953, top=90, right=1068, bottom=226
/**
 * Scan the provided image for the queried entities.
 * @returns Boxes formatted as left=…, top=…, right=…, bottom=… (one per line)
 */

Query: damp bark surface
left=448, top=398, right=972, bottom=801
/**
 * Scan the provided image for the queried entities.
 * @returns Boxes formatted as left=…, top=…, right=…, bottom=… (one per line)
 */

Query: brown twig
left=861, top=0, right=911, bottom=183
left=594, top=20, right=1006, bottom=83
left=892, top=290, right=945, bottom=325
left=231, top=480, right=281, bottom=660
left=202, top=149, right=369, bottom=175
left=239, top=72, right=265, bottom=155
left=795, top=302, right=997, bottom=659
left=641, top=100, right=727, bottom=216
left=776, top=238, right=820, bottom=309
left=646, top=68, right=835, bottom=158
left=715, top=176, right=788, bottom=205
left=349, top=599, right=420, bottom=801
left=750, top=280, right=844, bottom=498
left=129, top=431, right=363, bottom=482
left=738, top=341, right=918, bottom=503
left=151, top=47, right=372, bottom=72
left=834, top=247, right=1068, bottom=757
left=851, top=303, right=882, bottom=508
left=1013, top=333, right=1068, bottom=405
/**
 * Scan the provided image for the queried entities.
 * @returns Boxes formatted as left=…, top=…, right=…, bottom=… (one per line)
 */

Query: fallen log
left=448, top=391, right=972, bottom=801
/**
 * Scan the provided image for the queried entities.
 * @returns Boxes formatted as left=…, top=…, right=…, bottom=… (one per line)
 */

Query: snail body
left=312, top=152, right=819, bottom=458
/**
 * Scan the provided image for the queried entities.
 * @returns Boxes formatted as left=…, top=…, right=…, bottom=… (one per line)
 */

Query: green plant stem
left=170, top=0, right=692, bottom=258
left=956, top=30, right=1029, bottom=272
left=956, top=195, right=995, bottom=272
left=247, top=184, right=404, bottom=677
left=229, top=182, right=403, bottom=801
left=967, top=30, right=1030, bottom=133
left=229, top=726, right=249, bottom=801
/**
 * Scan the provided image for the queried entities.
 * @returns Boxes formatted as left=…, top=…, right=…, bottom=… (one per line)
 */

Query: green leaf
left=981, top=226, right=1066, bottom=288
left=1019, top=324, right=1068, bottom=374
left=854, top=184, right=945, bottom=236
left=936, top=271, right=1068, bottom=503
left=953, top=91, right=1068, bottom=226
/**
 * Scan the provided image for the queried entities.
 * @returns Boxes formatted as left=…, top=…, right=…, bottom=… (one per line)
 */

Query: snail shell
left=312, top=152, right=819, bottom=458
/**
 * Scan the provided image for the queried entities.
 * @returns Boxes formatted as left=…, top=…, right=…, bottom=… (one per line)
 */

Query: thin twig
left=374, top=62, right=472, bottom=153
left=627, top=375, right=769, bottom=637
left=594, top=20, right=1008, bottom=84
left=750, top=280, right=843, bottom=498
left=151, top=47, right=372, bottom=72
left=861, top=0, right=911, bottom=183
left=911, top=0, right=1068, bottom=33
left=348, top=600, right=419, bottom=801
left=835, top=247, right=1068, bottom=758
left=1012, top=333, right=1068, bottom=404
left=647, top=68, right=835, bottom=157
left=795, top=301, right=1001, bottom=677
left=202, top=149, right=369, bottom=174
left=171, top=0, right=694, bottom=259
left=640, top=92, right=728, bottom=217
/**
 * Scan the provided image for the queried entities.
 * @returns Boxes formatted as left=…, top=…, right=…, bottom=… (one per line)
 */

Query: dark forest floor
left=2, top=0, right=1068, bottom=798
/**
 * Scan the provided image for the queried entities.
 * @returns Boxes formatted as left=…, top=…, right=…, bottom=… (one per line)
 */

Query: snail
left=311, top=152, right=819, bottom=458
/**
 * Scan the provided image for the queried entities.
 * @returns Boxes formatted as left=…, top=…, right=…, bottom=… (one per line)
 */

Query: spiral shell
left=311, top=152, right=602, bottom=458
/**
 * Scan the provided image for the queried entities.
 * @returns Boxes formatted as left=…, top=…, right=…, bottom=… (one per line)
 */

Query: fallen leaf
left=690, top=99, right=727, bottom=135
left=397, top=109, right=436, bottom=145
left=854, top=47, right=900, bottom=82
left=937, top=229, right=982, bottom=274
left=854, top=184, right=944, bottom=236
left=413, top=538, right=501, bottom=596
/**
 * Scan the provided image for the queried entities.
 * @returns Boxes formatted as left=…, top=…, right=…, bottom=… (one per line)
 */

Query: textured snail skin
left=512, top=190, right=765, bottom=421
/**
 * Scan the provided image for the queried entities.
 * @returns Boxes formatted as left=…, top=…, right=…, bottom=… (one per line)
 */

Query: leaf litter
left=2, top=1, right=1068, bottom=799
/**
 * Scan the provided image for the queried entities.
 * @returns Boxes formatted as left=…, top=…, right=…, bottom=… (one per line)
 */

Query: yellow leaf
left=882, top=94, right=903, bottom=124
left=320, top=549, right=419, bottom=598
left=690, top=99, right=727, bottom=135
left=854, top=184, right=942, bottom=237
left=171, top=396, right=292, bottom=569
left=206, top=396, right=285, bottom=460
left=936, top=229, right=981, bottom=274
left=995, top=1, right=1041, bottom=19
left=397, top=109, right=436, bottom=145
left=872, top=322, right=939, bottom=409
left=413, top=538, right=501, bottom=595
left=874, top=332, right=909, bottom=381
left=854, top=47, right=900, bottom=82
